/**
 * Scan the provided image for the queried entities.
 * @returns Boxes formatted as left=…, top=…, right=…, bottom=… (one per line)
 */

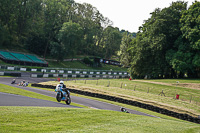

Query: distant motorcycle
left=120, top=107, right=129, bottom=113
left=55, top=86, right=71, bottom=105
left=11, top=79, right=16, bottom=84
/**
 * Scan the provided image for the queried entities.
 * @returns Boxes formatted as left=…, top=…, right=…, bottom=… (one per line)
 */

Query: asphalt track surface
left=0, top=75, right=157, bottom=117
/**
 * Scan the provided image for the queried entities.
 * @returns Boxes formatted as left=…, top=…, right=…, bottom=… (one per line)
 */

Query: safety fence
left=30, top=74, right=128, bottom=78
left=0, top=72, right=21, bottom=77
left=0, top=66, right=128, bottom=78
left=0, top=65, right=129, bottom=79
left=31, top=83, right=200, bottom=124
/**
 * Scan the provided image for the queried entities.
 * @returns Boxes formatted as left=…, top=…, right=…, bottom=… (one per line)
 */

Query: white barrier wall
left=31, top=69, right=37, bottom=72
left=72, top=75, right=76, bottom=78
left=31, top=74, right=38, bottom=78
left=76, top=71, right=80, bottom=74
left=43, top=74, right=49, bottom=78
left=68, top=71, right=72, bottom=74
left=41, top=69, right=46, bottom=72
left=63, top=74, right=68, bottom=77
left=0, top=72, right=4, bottom=76
left=53, top=74, right=58, bottom=77
left=59, top=70, right=64, bottom=73
left=80, top=75, right=85, bottom=78
left=30, top=74, right=127, bottom=79
left=20, top=68, right=26, bottom=71
left=8, top=67, right=14, bottom=70
left=51, top=70, right=56, bottom=73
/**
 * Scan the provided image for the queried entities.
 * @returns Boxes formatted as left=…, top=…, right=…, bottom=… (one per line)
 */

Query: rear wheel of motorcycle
left=65, top=96, right=71, bottom=105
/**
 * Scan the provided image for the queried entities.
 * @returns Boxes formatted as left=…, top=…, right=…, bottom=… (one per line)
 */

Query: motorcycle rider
left=56, top=81, right=70, bottom=97
left=120, top=107, right=129, bottom=113
left=11, top=79, right=16, bottom=84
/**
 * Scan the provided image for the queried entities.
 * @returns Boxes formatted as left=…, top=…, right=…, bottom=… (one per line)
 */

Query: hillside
left=0, top=56, right=127, bottom=72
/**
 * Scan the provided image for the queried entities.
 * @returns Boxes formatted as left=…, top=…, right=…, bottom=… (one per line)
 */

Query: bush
left=82, top=57, right=94, bottom=66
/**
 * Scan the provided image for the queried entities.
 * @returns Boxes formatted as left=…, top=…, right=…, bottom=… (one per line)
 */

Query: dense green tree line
left=1, top=0, right=199, bottom=78
left=120, top=1, right=200, bottom=78
left=0, top=0, right=125, bottom=60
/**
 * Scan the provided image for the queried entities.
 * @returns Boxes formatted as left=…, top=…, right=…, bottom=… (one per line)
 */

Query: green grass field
left=142, top=79, right=200, bottom=84
left=1, top=106, right=200, bottom=133
left=0, top=82, right=200, bottom=132
left=41, top=79, right=200, bottom=117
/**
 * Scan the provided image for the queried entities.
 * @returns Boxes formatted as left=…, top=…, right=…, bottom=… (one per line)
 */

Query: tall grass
left=69, top=79, right=200, bottom=104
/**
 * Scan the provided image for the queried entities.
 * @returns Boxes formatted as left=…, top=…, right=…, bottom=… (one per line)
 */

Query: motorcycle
left=120, top=107, right=129, bottom=113
left=11, top=79, right=16, bottom=84
left=55, top=86, right=71, bottom=105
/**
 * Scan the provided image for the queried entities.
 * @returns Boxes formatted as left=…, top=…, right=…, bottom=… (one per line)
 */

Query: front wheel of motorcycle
left=56, top=93, right=62, bottom=102
left=65, top=96, right=71, bottom=105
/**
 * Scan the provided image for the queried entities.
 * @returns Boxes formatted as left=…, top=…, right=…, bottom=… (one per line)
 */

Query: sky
left=75, top=0, right=195, bottom=32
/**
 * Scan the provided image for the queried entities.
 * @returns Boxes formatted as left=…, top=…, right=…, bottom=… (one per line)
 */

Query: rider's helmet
left=60, top=81, right=64, bottom=84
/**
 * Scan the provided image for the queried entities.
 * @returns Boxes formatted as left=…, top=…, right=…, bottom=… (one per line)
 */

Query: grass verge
left=0, top=106, right=200, bottom=133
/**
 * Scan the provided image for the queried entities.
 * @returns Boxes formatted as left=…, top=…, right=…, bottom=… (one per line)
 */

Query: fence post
left=174, top=90, right=176, bottom=99
left=96, top=79, right=98, bottom=85
left=134, top=85, right=136, bottom=91
left=196, top=97, right=198, bottom=105
left=120, top=82, right=123, bottom=88
left=190, top=95, right=192, bottom=103
left=107, top=81, right=110, bottom=87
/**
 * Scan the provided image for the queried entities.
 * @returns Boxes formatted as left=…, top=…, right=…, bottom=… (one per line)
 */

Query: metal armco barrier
left=30, top=74, right=128, bottom=79
left=0, top=65, right=129, bottom=78
left=31, top=83, right=200, bottom=124
left=0, top=72, right=21, bottom=77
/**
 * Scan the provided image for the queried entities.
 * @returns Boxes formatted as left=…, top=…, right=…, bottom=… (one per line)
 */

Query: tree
left=179, top=1, right=200, bottom=77
left=129, top=1, right=188, bottom=78
left=0, top=0, right=124, bottom=62
left=56, top=21, right=83, bottom=58
left=119, top=32, right=133, bottom=67
left=50, top=42, right=66, bottom=61
left=72, top=3, right=108, bottom=56
left=102, top=26, right=122, bottom=58
left=0, top=0, right=43, bottom=47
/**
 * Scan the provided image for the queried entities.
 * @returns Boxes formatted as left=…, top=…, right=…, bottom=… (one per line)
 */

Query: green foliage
left=49, top=42, right=66, bottom=61
left=102, top=26, right=122, bottom=58
left=0, top=0, right=123, bottom=61
left=126, top=1, right=200, bottom=78
left=58, top=21, right=83, bottom=57
left=82, top=57, right=94, bottom=66
left=119, top=32, right=133, bottom=67
left=26, top=33, right=47, bottom=56
left=180, top=1, right=200, bottom=50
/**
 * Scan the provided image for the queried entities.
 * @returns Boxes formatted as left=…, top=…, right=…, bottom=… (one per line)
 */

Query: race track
left=0, top=92, right=79, bottom=108
left=0, top=76, right=157, bottom=117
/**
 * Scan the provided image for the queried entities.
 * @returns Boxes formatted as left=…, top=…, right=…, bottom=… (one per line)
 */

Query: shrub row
left=31, top=83, right=200, bottom=124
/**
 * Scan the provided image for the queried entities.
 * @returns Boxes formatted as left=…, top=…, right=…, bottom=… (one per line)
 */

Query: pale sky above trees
left=75, top=0, right=195, bottom=32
